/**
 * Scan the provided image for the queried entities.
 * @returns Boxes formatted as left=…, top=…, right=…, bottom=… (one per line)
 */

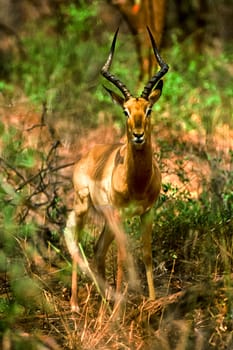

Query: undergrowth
left=0, top=2, right=233, bottom=349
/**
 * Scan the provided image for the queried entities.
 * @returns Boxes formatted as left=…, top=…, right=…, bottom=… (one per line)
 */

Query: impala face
left=124, top=98, right=152, bottom=147
left=102, top=27, right=165, bottom=149
left=105, top=82, right=163, bottom=149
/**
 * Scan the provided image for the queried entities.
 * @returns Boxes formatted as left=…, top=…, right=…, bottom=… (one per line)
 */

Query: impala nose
left=133, top=132, right=145, bottom=144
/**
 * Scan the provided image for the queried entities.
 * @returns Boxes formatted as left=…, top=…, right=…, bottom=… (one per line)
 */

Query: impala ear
left=148, top=80, right=163, bottom=106
left=103, top=86, right=125, bottom=106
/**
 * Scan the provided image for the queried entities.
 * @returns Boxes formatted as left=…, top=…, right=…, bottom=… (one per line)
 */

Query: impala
left=64, top=27, right=169, bottom=312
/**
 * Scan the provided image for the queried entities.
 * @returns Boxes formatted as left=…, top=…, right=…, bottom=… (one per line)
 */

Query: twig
left=16, top=161, right=74, bottom=191
left=0, top=157, right=25, bottom=181
left=46, top=141, right=60, bottom=162
left=26, top=123, right=46, bottom=132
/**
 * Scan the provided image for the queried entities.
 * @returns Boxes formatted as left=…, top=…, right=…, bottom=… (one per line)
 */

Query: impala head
left=101, top=27, right=169, bottom=148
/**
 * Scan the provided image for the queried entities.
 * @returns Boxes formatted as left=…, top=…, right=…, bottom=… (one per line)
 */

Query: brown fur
left=64, top=29, right=167, bottom=312
left=64, top=90, right=162, bottom=312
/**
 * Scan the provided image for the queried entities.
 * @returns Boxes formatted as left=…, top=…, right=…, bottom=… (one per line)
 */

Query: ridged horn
left=101, top=28, right=132, bottom=100
left=141, top=27, right=169, bottom=99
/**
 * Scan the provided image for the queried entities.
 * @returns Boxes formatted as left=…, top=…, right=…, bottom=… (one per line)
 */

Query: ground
left=0, top=98, right=233, bottom=349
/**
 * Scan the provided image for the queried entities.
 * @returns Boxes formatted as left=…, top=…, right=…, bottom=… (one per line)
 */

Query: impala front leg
left=64, top=188, right=90, bottom=312
left=101, top=206, right=137, bottom=294
left=94, top=223, right=114, bottom=285
left=141, top=209, right=156, bottom=300
left=64, top=210, right=82, bottom=312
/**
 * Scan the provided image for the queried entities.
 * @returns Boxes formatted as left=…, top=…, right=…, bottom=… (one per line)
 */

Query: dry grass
left=3, top=269, right=232, bottom=350
left=1, top=98, right=233, bottom=349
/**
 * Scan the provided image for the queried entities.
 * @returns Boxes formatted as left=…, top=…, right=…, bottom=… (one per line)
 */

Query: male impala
left=64, top=27, right=169, bottom=312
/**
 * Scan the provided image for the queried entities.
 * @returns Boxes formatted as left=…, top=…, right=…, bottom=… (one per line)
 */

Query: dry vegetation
left=0, top=2, right=232, bottom=348
left=0, top=94, right=233, bottom=349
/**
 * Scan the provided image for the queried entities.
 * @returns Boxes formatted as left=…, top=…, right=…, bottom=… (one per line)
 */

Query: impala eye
left=146, top=108, right=152, bottom=117
left=123, top=109, right=130, bottom=117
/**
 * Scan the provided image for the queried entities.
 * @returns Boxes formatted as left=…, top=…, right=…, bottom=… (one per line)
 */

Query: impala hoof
left=71, top=303, right=80, bottom=313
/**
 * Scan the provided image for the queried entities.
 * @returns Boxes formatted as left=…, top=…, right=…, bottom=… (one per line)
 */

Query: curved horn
left=141, top=27, right=169, bottom=100
left=101, top=28, right=132, bottom=100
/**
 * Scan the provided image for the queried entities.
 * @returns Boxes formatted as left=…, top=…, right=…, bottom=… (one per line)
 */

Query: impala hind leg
left=141, top=210, right=156, bottom=300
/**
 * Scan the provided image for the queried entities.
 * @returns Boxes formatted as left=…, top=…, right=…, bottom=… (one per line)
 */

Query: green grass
left=0, top=2, right=233, bottom=348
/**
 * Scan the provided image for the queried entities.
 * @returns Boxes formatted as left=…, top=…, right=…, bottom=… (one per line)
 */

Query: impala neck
left=126, top=137, right=153, bottom=195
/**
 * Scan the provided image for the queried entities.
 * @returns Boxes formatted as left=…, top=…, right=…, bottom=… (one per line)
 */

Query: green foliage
left=0, top=81, right=13, bottom=94
left=2, top=127, right=38, bottom=169
left=0, top=2, right=232, bottom=347
left=8, top=2, right=139, bottom=130
left=154, top=150, right=233, bottom=278
left=158, top=36, right=233, bottom=132
left=0, top=136, right=39, bottom=337
left=9, top=3, right=232, bottom=134
left=10, top=2, right=120, bottom=128
left=0, top=124, right=62, bottom=337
